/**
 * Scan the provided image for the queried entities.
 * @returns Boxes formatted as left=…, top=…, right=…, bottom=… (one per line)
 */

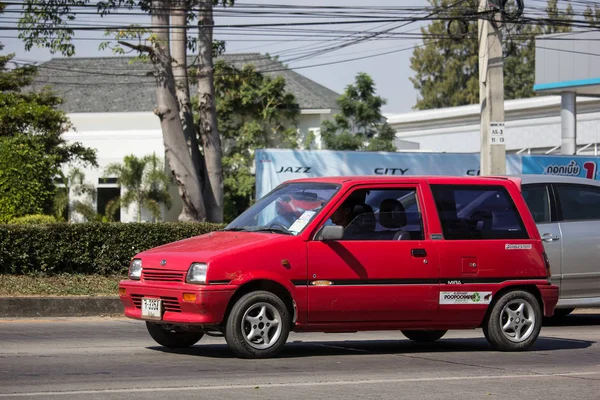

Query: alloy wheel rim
left=241, top=302, right=282, bottom=350
left=499, top=299, right=536, bottom=343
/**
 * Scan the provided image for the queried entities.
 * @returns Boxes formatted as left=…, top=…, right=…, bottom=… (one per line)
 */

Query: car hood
left=136, top=231, right=283, bottom=270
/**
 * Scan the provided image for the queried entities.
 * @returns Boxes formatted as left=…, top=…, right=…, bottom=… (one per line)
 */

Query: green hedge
left=0, top=222, right=225, bottom=275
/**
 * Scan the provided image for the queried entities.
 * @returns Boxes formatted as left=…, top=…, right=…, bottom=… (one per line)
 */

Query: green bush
left=9, top=214, right=59, bottom=225
left=0, top=222, right=225, bottom=275
left=0, top=137, right=56, bottom=223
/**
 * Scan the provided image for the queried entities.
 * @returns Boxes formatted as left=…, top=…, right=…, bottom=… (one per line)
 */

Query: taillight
left=542, top=252, right=552, bottom=283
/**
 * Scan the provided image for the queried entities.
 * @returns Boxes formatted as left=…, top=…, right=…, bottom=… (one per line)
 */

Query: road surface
left=1, top=312, right=599, bottom=399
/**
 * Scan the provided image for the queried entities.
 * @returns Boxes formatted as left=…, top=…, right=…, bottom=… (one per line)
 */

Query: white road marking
left=1, top=371, right=599, bottom=397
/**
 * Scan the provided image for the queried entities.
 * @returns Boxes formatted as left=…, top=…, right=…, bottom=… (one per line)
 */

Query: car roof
left=509, top=174, right=600, bottom=187
left=284, top=175, right=522, bottom=186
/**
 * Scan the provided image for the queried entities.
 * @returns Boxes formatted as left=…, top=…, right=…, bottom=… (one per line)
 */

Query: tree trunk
left=150, top=0, right=206, bottom=221
left=197, top=0, right=224, bottom=223
left=170, top=0, right=205, bottom=197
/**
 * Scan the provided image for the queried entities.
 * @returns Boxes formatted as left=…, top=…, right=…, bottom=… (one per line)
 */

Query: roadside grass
left=0, top=274, right=125, bottom=296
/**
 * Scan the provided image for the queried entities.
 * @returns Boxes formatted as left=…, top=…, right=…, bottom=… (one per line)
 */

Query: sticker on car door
left=440, top=292, right=493, bottom=304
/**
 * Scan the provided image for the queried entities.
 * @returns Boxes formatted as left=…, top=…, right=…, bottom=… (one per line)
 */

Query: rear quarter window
left=555, top=184, right=600, bottom=221
left=430, top=185, right=529, bottom=240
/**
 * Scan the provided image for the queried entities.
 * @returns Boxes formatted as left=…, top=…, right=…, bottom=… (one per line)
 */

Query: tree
left=18, top=0, right=234, bottom=223
left=0, top=2, right=96, bottom=222
left=213, top=61, right=300, bottom=221
left=105, top=153, right=172, bottom=222
left=53, top=167, right=120, bottom=222
left=584, top=4, right=600, bottom=27
left=321, top=72, right=396, bottom=152
left=0, top=136, right=55, bottom=223
left=410, top=0, right=575, bottom=110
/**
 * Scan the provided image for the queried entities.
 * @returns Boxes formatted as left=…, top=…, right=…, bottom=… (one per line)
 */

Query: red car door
left=306, top=184, right=440, bottom=323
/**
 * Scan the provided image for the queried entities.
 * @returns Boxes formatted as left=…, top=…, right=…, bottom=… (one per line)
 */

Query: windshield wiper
left=222, top=227, right=247, bottom=232
left=251, top=226, right=293, bottom=235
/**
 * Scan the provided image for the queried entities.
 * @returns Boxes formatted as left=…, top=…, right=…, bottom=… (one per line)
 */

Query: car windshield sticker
left=288, top=211, right=316, bottom=233
left=505, top=244, right=532, bottom=250
left=440, top=292, right=493, bottom=305
left=298, top=210, right=316, bottom=221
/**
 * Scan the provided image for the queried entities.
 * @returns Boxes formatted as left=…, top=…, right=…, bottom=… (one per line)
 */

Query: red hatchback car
left=119, top=176, right=558, bottom=358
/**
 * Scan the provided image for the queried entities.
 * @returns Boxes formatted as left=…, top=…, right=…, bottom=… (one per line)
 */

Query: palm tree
left=54, top=167, right=119, bottom=222
left=104, top=153, right=172, bottom=222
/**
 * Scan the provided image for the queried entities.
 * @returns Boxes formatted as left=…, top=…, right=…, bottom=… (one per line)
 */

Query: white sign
left=505, top=244, right=532, bottom=250
left=142, top=298, right=162, bottom=320
left=490, top=122, right=505, bottom=145
left=440, top=292, right=493, bottom=305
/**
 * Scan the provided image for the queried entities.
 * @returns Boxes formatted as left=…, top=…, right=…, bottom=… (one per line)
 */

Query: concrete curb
left=0, top=296, right=597, bottom=318
left=0, top=296, right=123, bottom=318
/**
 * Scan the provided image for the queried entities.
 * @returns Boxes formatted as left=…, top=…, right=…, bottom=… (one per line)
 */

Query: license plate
left=142, top=298, right=162, bottom=320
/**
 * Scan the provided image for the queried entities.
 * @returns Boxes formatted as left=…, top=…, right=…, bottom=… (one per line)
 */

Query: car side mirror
left=316, top=225, right=344, bottom=241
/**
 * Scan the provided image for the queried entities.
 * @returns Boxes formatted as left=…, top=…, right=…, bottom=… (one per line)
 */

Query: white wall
left=63, top=112, right=165, bottom=223
left=386, top=96, right=600, bottom=155
left=64, top=110, right=333, bottom=222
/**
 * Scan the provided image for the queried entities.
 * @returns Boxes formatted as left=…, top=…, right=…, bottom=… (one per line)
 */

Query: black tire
left=146, top=322, right=204, bottom=348
left=401, top=330, right=447, bottom=343
left=483, top=290, right=542, bottom=352
left=225, top=290, right=291, bottom=359
left=552, top=308, right=575, bottom=319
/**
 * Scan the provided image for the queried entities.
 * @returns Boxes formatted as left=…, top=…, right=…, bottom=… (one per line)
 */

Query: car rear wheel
left=146, top=322, right=204, bottom=348
left=483, top=290, right=542, bottom=351
left=401, top=330, right=447, bottom=343
left=225, top=290, right=291, bottom=359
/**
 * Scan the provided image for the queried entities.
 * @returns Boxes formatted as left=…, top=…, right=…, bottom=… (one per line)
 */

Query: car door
left=306, top=184, right=440, bottom=323
left=553, top=183, right=600, bottom=301
left=521, top=184, right=563, bottom=288
left=429, top=183, right=539, bottom=321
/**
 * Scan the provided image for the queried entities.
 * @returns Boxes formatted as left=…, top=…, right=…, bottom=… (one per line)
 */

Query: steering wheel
left=268, top=222, right=290, bottom=232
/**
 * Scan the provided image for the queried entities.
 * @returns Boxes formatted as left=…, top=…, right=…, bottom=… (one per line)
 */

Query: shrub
left=0, top=222, right=225, bottom=275
left=9, top=214, right=59, bottom=225
left=0, top=137, right=56, bottom=223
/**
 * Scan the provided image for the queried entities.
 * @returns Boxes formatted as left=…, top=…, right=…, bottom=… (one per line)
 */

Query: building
left=385, top=95, right=600, bottom=155
left=386, top=30, right=600, bottom=157
left=31, top=53, right=341, bottom=222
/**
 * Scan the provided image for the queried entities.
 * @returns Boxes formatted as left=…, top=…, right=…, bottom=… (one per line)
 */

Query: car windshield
left=224, top=182, right=341, bottom=235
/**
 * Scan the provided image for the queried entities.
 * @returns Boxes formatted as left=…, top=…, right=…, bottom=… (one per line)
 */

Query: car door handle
left=541, top=233, right=560, bottom=242
left=411, top=248, right=427, bottom=257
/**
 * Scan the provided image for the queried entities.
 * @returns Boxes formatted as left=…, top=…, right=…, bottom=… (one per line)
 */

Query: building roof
left=29, top=53, right=340, bottom=113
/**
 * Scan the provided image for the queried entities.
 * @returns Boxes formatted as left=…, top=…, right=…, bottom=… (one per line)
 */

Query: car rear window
left=430, top=185, right=529, bottom=240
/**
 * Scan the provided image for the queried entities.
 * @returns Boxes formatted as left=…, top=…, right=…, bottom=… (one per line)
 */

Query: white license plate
left=142, top=298, right=162, bottom=320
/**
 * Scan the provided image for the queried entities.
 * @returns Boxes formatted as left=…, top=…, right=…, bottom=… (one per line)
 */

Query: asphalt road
left=1, top=312, right=599, bottom=400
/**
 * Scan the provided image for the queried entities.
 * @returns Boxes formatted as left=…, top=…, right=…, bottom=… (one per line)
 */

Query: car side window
left=430, top=185, right=529, bottom=240
left=328, top=188, right=424, bottom=241
left=555, top=184, right=600, bottom=221
left=521, top=185, right=551, bottom=224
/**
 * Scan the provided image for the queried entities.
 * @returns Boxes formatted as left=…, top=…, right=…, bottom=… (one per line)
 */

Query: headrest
left=350, top=204, right=376, bottom=232
left=379, top=199, right=407, bottom=229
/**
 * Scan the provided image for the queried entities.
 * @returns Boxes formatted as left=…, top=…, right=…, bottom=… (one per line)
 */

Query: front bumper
left=537, top=284, right=559, bottom=317
left=119, top=280, right=235, bottom=325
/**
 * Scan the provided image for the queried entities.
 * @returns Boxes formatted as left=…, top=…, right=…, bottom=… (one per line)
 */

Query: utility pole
left=479, top=0, right=506, bottom=176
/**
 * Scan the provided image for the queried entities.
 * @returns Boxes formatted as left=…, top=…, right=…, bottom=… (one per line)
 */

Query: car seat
left=379, top=199, right=411, bottom=240
left=345, top=204, right=376, bottom=240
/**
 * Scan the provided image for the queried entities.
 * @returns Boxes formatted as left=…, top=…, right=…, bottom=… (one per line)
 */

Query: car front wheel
left=483, top=290, right=542, bottom=351
left=225, top=290, right=291, bottom=359
left=146, top=322, right=204, bottom=348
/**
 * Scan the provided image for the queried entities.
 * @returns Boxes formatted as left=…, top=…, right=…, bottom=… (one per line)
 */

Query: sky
left=2, top=0, right=432, bottom=113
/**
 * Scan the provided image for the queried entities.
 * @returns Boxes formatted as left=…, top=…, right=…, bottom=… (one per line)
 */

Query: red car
left=119, top=176, right=558, bottom=359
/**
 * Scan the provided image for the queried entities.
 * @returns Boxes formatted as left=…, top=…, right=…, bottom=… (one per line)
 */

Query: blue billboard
left=522, top=156, right=600, bottom=180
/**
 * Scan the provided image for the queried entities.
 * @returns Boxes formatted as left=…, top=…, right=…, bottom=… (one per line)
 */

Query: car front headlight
left=186, top=263, right=208, bottom=284
left=129, top=258, right=142, bottom=280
